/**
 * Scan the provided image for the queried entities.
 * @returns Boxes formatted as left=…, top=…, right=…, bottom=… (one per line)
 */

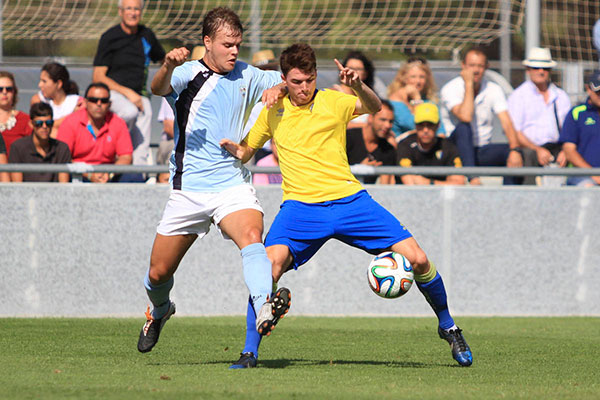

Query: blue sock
left=144, top=272, right=174, bottom=319
left=416, top=272, right=455, bottom=330
left=242, top=296, right=262, bottom=357
left=241, top=243, right=272, bottom=316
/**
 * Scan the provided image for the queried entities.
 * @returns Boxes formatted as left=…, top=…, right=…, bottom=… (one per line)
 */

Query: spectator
left=0, top=71, right=32, bottom=157
left=0, top=133, right=8, bottom=182
left=30, top=62, right=82, bottom=138
left=155, top=97, right=174, bottom=184
left=57, top=83, right=135, bottom=183
left=388, top=57, right=445, bottom=140
left=93, top=0, right=166, bottom=166
left=9, top=103, right=71, bottom=183
left=397, top=103, right=465, bottom=185
left=440, top=47, right=523, bottom=185
left=346, top=100, right=396, bottom=184
left=560, top=70, right=600, bottom=187
left=252, top=140, right=282, bottom=185
left=508, top=47, right=570, bottom=173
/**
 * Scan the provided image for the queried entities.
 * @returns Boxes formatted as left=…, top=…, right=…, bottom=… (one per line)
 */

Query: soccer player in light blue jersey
left=136, top=7, right=290, bottom=355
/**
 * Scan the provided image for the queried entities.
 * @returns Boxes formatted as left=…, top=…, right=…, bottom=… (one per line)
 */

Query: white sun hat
left=522, top=47, right=557, bottom=69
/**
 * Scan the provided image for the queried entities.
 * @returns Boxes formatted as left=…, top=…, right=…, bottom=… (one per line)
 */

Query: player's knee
left=406, top=249, right=429, bottom=274
left=243, top=226, right=264, bottom=245
left=148, top=261, right=173, bottom=285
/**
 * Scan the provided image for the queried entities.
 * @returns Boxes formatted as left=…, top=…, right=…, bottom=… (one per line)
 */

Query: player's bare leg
left=390, top=237, right=472, bottom=367
left=138, top=233, right=197, bottom=353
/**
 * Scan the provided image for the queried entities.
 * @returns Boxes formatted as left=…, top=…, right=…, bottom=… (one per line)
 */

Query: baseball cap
left=587, top=70, right=600, bottom=92
left=414, top=103, right=439, bottom=124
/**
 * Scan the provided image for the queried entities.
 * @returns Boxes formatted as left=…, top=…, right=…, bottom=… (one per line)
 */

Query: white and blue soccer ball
left=367, top=251, right=414, bottom=299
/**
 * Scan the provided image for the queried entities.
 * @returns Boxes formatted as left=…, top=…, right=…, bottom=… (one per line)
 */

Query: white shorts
left=156, top=184, right=264, bottom=239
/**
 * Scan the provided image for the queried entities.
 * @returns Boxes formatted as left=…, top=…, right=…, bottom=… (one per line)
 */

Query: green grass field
left=1, top=317, right=598, bottom=399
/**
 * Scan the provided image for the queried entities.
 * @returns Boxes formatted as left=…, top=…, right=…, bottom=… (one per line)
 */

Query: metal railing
left=1, top=164, right=600, bottom=183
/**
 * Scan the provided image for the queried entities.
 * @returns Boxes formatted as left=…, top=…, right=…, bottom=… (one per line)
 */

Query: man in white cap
left=508, top=47, right=571, bottom=170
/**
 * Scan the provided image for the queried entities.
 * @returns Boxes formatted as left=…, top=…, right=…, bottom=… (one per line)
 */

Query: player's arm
left=334, top=59, right=381, bottom=115
left=151, top=47, right=190, bottom=96
left=261, top=82, right=287, bottom=109
left=220, top=139, right=258, bottom=164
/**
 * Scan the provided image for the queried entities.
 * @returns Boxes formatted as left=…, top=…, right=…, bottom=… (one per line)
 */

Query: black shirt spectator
left=346, top=127, right=396, bottom=184
left=9, top=135, right=71, bottom=182
left=397, top=134, right=462, bottom=182
left=93, top=24, right=165, bottom=96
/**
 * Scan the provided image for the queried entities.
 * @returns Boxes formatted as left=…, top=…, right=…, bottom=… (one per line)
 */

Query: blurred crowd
left=1, top=2, right=599, bottom=188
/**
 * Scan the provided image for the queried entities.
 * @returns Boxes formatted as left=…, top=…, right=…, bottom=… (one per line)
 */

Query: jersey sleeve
left=444, top=141, right=463, bottom=167
left=248, top=67, right=281, bottom=106
left=246, top=105, right=273, bottom=149
left=327, top=90, right=357, bottom=124
left=170, top=62, right=193, bottom=96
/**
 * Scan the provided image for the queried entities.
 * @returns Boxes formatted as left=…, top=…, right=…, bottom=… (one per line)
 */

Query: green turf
left=1, top=317, right=598, bottom=399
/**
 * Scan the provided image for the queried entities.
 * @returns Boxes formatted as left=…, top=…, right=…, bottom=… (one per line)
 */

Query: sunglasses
left=0, top=86, right=14, bottom=93
left=86, top=97, right=110, bottom=104
left=33, top=119, right=54, bottom=128
left=529, top=67, right=551, bottom=71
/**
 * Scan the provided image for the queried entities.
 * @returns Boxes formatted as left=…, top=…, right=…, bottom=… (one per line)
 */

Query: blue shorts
left=265, top=190, right=412, bottom=269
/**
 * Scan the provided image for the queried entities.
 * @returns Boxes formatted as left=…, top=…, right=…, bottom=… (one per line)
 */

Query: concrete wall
left=1, top=184, right=598, bottom=317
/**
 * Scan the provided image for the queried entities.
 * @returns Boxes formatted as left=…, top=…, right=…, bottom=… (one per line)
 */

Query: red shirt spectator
left=1, top=111, right=32, bottom=156
left=57, top=105, right=133, bottom=164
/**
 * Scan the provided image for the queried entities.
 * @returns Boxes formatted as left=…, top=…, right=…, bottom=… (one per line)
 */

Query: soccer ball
left=367, top=251, right=414, bottom=299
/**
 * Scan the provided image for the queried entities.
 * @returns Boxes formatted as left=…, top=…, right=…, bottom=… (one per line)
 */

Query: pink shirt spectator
left=57, top=108, right=133, bottom=164
left=508, top=80, right=571, bottom=146
left=252, top=154, right=282, bottom=185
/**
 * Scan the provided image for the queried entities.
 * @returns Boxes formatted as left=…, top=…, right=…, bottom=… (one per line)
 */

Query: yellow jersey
left=246, top=89, right=364, bottom=203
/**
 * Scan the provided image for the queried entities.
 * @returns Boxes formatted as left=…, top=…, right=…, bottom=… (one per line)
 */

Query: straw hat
left=522, top=47, right=557, bottom=69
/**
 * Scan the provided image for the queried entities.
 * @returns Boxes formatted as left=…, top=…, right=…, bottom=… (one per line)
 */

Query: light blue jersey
left=166, top=60, right=280, bottom=192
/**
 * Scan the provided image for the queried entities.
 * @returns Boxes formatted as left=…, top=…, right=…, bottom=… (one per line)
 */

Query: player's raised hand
left=165, top=47, right=190, bottom=69
left=335, top=58, right=361, bottom=90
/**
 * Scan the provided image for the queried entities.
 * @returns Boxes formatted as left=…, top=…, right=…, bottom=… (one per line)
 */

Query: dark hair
left=462, top=47, right=488, bottom=64
left=202, top=7, right=243, bottom=41
left=41, top=62, right=78, bottom=95
left=379, top=99, right=393, bottom=115
left=0, top=71, right=18, bottom=107
left=280, top=43, right=316, bottom=76
left=30, top=102, right=53, bottom=120
left=84, top=82, right=110, bottom=98
left=342, top=51, right=375, bottom=89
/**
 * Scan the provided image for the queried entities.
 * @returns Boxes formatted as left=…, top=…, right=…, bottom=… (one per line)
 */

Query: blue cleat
left=229, top=352, right=258, bottom=369
left=438, top=326, right=473, bottom=367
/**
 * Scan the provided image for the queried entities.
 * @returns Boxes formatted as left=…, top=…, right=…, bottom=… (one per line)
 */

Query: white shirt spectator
left=507, top=80, right=570, bottom=146
left=441, top=76, right=508, bottom=147
left=37, top=91, right=80, bottom=121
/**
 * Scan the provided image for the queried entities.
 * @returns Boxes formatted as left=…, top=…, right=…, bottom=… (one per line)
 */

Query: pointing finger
left=334, top=58, right=344, bottom=71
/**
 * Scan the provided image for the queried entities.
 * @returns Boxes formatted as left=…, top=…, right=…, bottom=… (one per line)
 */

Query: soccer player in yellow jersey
left=222, top=43, right=472, bottom=368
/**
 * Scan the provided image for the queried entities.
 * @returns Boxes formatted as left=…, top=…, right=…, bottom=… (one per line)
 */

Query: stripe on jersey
left=173, top=62, right=213, bottom=190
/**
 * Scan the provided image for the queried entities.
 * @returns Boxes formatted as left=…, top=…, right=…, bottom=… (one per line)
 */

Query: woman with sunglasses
left=0, top=71, right=32, bottom=157
left=387, top=57, right=445, bottom=142
left=30, top=62, right=83, bottom=137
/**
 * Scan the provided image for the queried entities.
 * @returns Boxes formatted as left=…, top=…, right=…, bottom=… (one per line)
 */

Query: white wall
left=1, top=184, right=598, bottom=317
